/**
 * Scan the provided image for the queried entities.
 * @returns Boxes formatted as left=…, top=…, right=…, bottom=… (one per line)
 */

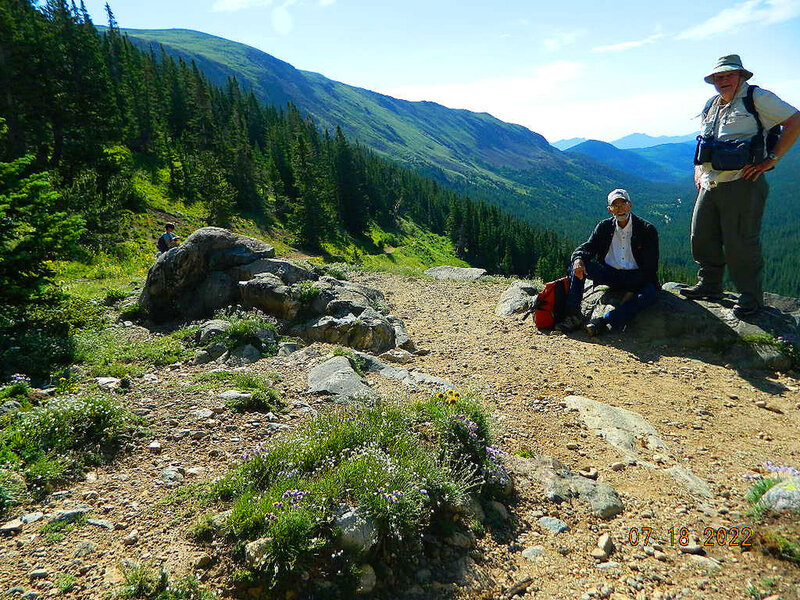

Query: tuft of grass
left=41, top=512, right=88, bottom=533
left=57, top=573, right=77, bottom=594
left=760, top=530, right=800, bottom=564
left=331, top=347, right=366, bottom=377
left=206, top=393, right=506, bottom=596
left=75, top=328, right=191, bottom=378
left=192, top=371, right=282, bottom=413
left=203, top=313, right=277, bottom=356
left=0, top=394, right=142, bottom=499
left=292, top=281, right=320, bottom=304
left=116, top=564, right=216, bottom=600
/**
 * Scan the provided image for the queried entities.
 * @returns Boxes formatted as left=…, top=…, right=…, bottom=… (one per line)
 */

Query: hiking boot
left=679, top=283, right=723, bottom=301
left=733, top=303, right=760, bottom=318
left=558, top=314, right=584, bottom=333
left=585, top=318, right=609, bottom=338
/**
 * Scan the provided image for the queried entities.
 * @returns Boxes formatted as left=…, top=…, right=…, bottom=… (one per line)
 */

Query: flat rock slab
left=424, top=266, right=487, bottom=281
left=308, top=356, right=377, bottom=401
left=357, top=353, right=452, bottom=391
left=506, top=454, right=623, bottom=519
left=564, top=395, right=666, bottom=460
left=565, top=395, right=711, bottom=497
left=498, top=280, right=799, bottom=371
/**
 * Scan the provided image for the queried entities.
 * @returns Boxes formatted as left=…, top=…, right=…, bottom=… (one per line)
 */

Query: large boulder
left=239, top=273, right=301, bottom=320
left=496, top=278, right=799, bottom=371
left=140, top=227, right=274, bottom=321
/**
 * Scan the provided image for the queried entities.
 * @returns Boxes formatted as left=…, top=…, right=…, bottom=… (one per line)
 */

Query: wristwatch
left=767, top=152, right=780, bottom=161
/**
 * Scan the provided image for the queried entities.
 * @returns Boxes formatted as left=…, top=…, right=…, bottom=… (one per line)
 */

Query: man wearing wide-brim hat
left=680, top=54, right=800, bottom=317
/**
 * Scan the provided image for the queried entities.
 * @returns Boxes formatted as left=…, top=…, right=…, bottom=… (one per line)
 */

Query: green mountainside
left=119, top=28, right=689, bottom=241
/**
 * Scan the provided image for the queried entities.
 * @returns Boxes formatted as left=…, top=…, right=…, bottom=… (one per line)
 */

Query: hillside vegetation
left=0, top=0, right=572, bottom=381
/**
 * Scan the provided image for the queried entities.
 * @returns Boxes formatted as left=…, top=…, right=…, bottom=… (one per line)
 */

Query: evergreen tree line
left=1, top=0, right=572, bottom=306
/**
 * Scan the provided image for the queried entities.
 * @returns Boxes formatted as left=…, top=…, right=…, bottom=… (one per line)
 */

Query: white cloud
left=272, top=2, right=294, bottom=35
left=212, top=0, right=272, bottom=12
left=381, top=61, right=584, bottom=112
left=593, top=33, right=664, bottom=53
left=318, top=0, right=335, bottom=5
left=677, top=0, right=800, bottom=40
left=542, top=30, right=583, bottom=52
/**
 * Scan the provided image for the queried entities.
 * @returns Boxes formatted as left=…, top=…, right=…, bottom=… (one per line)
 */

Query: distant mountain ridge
left=551, top=137, right=587, bottom=151
left=611, top=132, right=697, bottom=149
left=552, top=133, right=696, bottom=152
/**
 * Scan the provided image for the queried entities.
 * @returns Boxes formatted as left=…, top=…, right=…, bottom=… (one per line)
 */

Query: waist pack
left=531, top=276, right=570, bottom=330
left=694, top=138, right=753, bottom=171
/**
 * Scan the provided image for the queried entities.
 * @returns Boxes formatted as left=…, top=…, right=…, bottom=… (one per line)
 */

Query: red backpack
left=532, top=276, right=570, bottom=329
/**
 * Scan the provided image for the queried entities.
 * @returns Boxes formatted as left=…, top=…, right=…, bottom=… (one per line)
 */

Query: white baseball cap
left=607, top=188, right=631, bottom=205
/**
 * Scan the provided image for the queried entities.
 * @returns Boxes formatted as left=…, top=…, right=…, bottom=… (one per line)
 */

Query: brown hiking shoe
left=679, top=283, right=723, bottom=301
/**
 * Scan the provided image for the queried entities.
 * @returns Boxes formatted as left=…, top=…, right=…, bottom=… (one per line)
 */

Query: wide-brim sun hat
left=704, top=54, right=753, bottom=84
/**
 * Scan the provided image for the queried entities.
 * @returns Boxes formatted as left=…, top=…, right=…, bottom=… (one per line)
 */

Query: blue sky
left=81, top=0, right=800, bottom=143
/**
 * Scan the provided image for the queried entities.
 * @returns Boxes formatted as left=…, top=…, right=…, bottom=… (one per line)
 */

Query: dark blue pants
left=567, top=262, right=657, bottom=330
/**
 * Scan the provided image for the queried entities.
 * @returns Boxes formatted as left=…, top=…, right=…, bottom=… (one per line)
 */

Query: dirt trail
left=1, top=271, right=798, bottom=599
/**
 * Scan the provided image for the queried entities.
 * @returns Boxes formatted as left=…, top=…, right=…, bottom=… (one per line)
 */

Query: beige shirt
left=604, top=219, right=638, bottom=271
left=698, top=82, right=798, bottom=190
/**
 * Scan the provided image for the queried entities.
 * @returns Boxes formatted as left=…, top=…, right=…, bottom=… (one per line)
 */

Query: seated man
left=156, top=222, right=180, bottom=255
left=559, top=189, right=659, bottom=336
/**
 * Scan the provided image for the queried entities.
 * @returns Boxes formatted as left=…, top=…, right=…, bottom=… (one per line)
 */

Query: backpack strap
left=702, top=95, right=717, bottom=119
left=743, top=85, right=765, bottom=138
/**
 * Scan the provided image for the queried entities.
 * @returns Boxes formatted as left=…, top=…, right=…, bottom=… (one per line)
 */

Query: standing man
left=681, top=55, right=800, bottom=317
left=559, top=189, right=659, bottom=337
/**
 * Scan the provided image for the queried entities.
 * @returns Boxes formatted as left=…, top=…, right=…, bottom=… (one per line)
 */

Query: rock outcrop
left=496, top=279, right=800, bottom=371
left=139, top=228, right=413, bottom=355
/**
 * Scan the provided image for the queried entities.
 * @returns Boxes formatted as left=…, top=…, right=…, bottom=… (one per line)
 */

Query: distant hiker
left=558, top=189, right=659, bottom=337
left=681, top=54, right=800, bottom=317
left=156, top=223, right=179, bottom=255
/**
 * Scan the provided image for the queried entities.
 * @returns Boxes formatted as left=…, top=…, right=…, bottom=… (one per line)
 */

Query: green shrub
left=57, top=573, right=77, bottom=594
left=331, top=347, right=366, bottom=377
left=0, top=469, right=27, bottom=517
left=116, top=564, right=216, bottom=600
left=292, top=281, right=320, bottom=304
left=192, top=371, right=281, bottom=413
left=104, top=289, right=130, bottom=306
left=760, top=531, right=800, bottom=564
left=0, top=394, right=141, bottom=498
left=207, top=394, right=505, bottom=596
left=203, top=314, right=277, bottom=356
left=120, top=302, right=143, bottom=321
left=0, top=290, right=106, bottom=380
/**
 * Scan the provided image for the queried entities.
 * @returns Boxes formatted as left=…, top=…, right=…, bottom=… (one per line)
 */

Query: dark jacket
left=570, top=214, right=660, bottom=285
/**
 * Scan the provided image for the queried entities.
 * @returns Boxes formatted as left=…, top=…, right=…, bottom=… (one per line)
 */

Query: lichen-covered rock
left=239, top=273, right=301, bottom=320
left=228, top=258, right=317, bottom=285
left=495, top=280, right=542, bottom=316
left=140, top=227, right=274, bottom=321
left=761, top=477, right=800, bottom=512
